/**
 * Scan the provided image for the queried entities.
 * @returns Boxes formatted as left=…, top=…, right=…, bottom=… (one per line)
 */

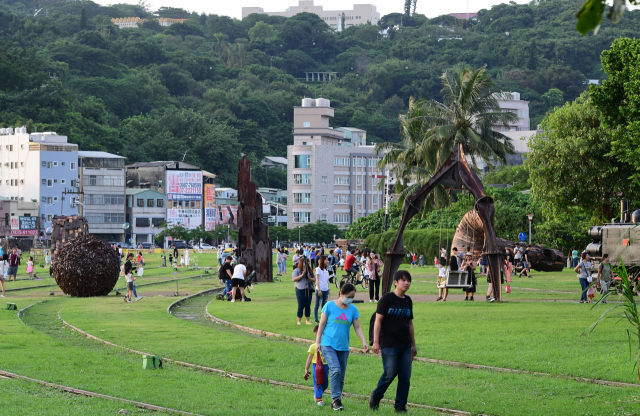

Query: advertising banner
left=167, top=171, right=202, bottom=201
left=167, top=208, right=202, bottom=229
left=11, top=229, right=38, bottom=236
left=204, top=184, right=217, bottom=231
left=229, top=205, right=238, bottom=226
left=219, top=204, right=229, bottom=225
left=19, top=216, right=37, bottom=230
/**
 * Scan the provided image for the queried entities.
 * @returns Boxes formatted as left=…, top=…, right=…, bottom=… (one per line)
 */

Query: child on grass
left=587, top=281, right=595, bottom=303
left=436, top=262, right=448, bottom=302
left=124, top=272, right=135, bottom=303
left=304, top=325, right=329, bottom=406
left=0, top=253, right=7, bottom=297
left=180, top=255, right=185, bottom=268
left=26, top=256, right=34, bottom=280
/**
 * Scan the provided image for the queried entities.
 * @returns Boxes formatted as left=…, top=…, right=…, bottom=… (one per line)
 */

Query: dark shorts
left=127, top=282, right=134, bottom=290
left=8, top=266, right=17, bottom=276
left=346, top=266, right=358, bottom=275
left=522, top=261, right=529, bottom=269
left=231, top=278, right=244, bottom=288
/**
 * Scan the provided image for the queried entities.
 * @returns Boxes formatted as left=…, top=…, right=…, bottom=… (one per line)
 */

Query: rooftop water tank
left=316, top=98, right=330, bottom=107
left=0, top=129, right=5, bottom=135
left=7, top=127, right=13, bottom=134
left=511, top=92, right=520, bottom=100
left=301, top=98, right=314, bottom=107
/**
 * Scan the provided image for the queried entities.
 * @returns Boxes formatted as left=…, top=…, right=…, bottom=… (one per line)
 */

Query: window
left=293, top=212, right=311, bottom=223
left=47, top=179, right=52, bottom=187
left=61, top=179, right=66, bottom=184
left=294, top=155, right=311, bottom=169
left=334, top=176, right=350, bottom=185
left=334, top=214, right=350, bottom=223
left=70, top=162, right=76, bottom=170
left=322, top=195, right=327, bottom=203
left=137, top=199, right=144, bottom=207
left=157, top=199, right=164, bottom=208
left=53, top=196, right=58, bottom=202
left=42, top=161, right=46, bottom=167
left=10, top=179, right=13, bottom=186
left=293, top=174, right=311, bottom=184
left=71, top=180, right=76, bottom=187
left=303, top=122, right=310, bottom=127
left=47, top=197, right=52, bottom=204
left=357, top=195, right=362, bottom=204
left=41, top=179, right=46, bottom=185
left=53, top=161, right=58, bottom=166
left=152, top=217, right=164, bottom=227
left=82, top=175, right=125, bottom=187
left=372, top=196, right=378, bottom=205
left=356, top=176, right=362, bottom=185
left=293, top=193, right=311, bottom=204
left=41, top=197, right=46, bottom=202
left=47, top=162, right=52, bottom=169
left=334, top=157, right=350, bottom=166
left=147, top=199, right=154, bottom=207
left=9, top=145, right=12, bottom=151
left=47, top=214, right=52, bottom=222
left=136, top=218, right=150, bottom=227
left=322, top=176, right=327, bottom=184
left=520, top=111, right=528, bottom=118
left=20, top=162, right=23, bottom=167
left=61, top=162, right=65, bottom=166
left=53, top=179, right=57, bottom=183
left=334, top=195, right=350, bottom=204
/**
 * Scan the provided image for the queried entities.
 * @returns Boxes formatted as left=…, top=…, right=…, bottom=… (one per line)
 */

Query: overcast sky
left=95, top=0, right=536, bottom=19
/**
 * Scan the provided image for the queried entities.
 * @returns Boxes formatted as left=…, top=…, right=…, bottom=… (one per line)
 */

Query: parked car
left=171, top=241, right=187, bottom=249
left=199, top=243, right=215, bottom=250
left=137, top=243, right=153, bottom=249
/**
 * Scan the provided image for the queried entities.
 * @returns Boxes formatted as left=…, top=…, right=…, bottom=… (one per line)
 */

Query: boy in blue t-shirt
left=304, top=325, right=329, bottom=406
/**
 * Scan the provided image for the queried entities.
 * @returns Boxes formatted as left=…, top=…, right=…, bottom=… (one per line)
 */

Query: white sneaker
left=316, top=400, right=325, bottom=406
left=0, top=295, right=4, bottom=297
left=136, top=297, right=142, bottom=301
left=241, top=298, right=245, bottom=302
left=489, top=297, right=495, bottom=303
left=369, top=299, right=374, bottom=302
left=231, top=299, right=235, bottom=302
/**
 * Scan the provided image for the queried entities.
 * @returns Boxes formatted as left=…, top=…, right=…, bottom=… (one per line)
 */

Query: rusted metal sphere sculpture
left=52, top=235, right=120, bottom=297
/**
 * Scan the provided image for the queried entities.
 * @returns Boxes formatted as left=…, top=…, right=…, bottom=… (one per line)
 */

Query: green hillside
left=0, top=0, right=637, bottom=187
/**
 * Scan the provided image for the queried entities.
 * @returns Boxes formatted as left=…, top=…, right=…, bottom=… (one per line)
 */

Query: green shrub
left=365, top=228, right=455, bottom=264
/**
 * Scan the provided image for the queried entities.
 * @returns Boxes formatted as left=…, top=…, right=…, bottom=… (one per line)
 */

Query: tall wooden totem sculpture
left=381, top=144, right=505, bottom=300
left=237, top=156, right=273, bottom=283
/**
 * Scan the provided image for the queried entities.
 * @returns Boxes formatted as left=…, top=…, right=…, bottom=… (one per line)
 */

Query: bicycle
left=339, top=268, right=369, bottom=290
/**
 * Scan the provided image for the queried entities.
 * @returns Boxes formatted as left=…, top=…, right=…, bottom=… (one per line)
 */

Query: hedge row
left=364, top=228, right=456, bottom=265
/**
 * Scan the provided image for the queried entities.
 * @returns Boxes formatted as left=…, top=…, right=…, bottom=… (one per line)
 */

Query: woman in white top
left=314, top=255, right=330, bottom=323
left=574, top=252, right=591, bottom=304
left=276, top=249, right=283, bottom=276
left=0, top=253, right=7, bottom=297
left=231, top=258, right=248, bottom=302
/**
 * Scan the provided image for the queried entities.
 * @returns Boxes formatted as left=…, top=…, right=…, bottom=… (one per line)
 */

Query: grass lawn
left=2, top=252, right=639, bottom=415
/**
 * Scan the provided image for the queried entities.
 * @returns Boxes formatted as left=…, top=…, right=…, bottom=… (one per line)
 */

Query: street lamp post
left=526, top=214, right=534, bottom=245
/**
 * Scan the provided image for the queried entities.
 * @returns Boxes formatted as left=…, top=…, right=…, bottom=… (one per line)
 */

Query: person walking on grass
left=315, top=283, right=369, bottom=411
left=124, top=253, right=141, bottom=301
left=597, top=253, right=612, bottom=304
left=125, top=270, right=135, bottom=302
left=304, top=325, right=329, bottom=406
left=282, top=249, right=288, bottom=274
left=574, top=252, right=591, bottom=304
left=518, top=245, right=531, bottom=278
left=8, top=248, right=18, bottom=281
left=368, top=252, right=381, bottom=302
left=462, top=252, right=477, bottom=301
left=276, top=248, right=284, bottom=276
left=220, top=255, right=234, bottom=299
left=486, top=257, right=507, bottom=303
left=370, top=270, right=416, bottom=413
left=293, top=257, right=315, bottom=325
left=26, top=256, right=34, bottom=280
left=231, top=258, right=248, bottom=302
left=314, top=256, right=330, bottom=324
left=572, top=247, right=579, bottom=268
left=505, top=248, right=513, bottom=282
left=0, top=253, right=7, bottom=297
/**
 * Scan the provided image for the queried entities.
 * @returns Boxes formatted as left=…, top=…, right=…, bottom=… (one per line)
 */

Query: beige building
left=242, top=0, right=380, bottom=29
left=287, top=98, right=385, bottom=229
left=493, top=92, right=530, bottom=132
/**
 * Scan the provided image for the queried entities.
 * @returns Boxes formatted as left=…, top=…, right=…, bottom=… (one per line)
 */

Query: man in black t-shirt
left=219, top=256, right=234, bottom=297
left=369, top=270, right=416, bottom=413
left=362, top=244, right=371, bottom=258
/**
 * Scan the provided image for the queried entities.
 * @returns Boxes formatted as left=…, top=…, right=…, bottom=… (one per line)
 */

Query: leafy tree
left=80, top=7, right=88, bottom=30
left=482, top=165, right=530, bottom=191
left=527, top=94, right=637, bottom=221
left=575, top=0, right=638, bottom=34
left=591, top=38, right=640, bottom=179
left=542, top=88, right=564, bottom=110
left=248, top=21, right=274, bottom=42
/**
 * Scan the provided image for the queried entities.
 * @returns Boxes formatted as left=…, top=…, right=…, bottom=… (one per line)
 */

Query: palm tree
left=376, top=65, right=517, bottom=207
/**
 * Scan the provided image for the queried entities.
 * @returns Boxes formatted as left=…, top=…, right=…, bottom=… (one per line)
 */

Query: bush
left=365, top=228, right=455, bottom=265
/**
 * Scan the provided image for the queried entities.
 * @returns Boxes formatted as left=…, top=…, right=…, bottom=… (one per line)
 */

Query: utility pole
left=527, top=214, right=534, bottom=245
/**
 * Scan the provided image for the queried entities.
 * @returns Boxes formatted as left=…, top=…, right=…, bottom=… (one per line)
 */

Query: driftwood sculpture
left=237, top=156, right=273, bottom=283
left=52, top=234, right=120, bottom=297
left=452, top=211, right=565, bottom=272
left=382, top=144, right=502, bottom=301
left=50, top=215, right=89, bottom=261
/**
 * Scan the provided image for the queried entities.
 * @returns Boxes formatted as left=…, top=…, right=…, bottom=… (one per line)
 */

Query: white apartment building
left=287, top=98, right=385, bottom=229
left=242, top=0, right=380, bottom=29
left=0, top=127, right=79, bottom=233
left=78, top=151, right=126, bottom=242
left=111, top=17, right=184, bottom=29
left=493, top=92, right=530, bottom=132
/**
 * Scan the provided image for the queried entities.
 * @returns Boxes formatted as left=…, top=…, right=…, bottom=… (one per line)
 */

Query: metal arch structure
left=237, top=156, right=273, bottom=283
left=381, top=144, right=505, bottom=301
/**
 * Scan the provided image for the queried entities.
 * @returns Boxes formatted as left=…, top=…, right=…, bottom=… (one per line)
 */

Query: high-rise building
left=242, top=1, right=380, bottom=29
left=0, top=127, right=79, bottom=234
left=78, top=151, right=126, bottom=242
left=493, top=92, right=530, bottom=132
left=287, top=98, right=385, bottom=229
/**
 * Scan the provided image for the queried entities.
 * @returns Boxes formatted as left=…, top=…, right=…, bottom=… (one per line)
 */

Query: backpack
left=368, top=294, right=395, bottom=346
